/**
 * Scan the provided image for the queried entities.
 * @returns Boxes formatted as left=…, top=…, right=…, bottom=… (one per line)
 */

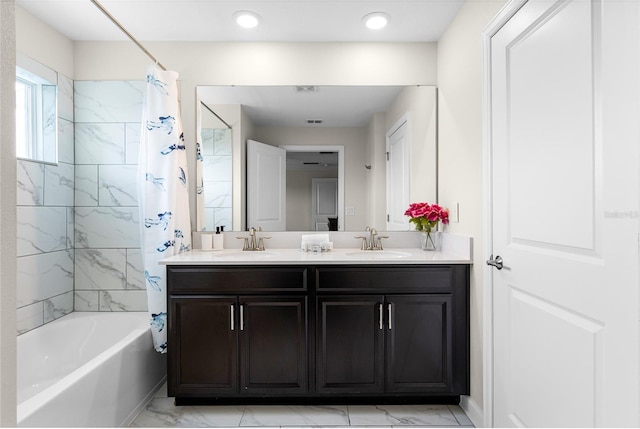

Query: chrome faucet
left=354, top=226, right=389, bottom=250
left=237, top=227, right=271, bottom=251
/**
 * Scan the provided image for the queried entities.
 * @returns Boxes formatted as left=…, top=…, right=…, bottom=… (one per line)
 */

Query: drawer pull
left=388, top=303, right=392, bottom=330
left=379, top=303, right=383, bottom=330
left=230, top=304, right=235, bottom=331
left=240, top=304, right=244, bottom=331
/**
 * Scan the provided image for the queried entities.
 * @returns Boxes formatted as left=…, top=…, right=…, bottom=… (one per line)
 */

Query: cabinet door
left=239, top=296, right=308, bottom=394
left=385, top=294, right=453, bottom=393
left=316, top=295, right=384, bottom=393
left=169, top=296, right=238, bottom=396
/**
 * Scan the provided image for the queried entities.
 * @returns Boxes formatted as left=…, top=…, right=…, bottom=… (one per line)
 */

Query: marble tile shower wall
left=201, top=128, right=232, bottom=231
left=16, top=73, right=75, bottom=334
left=73, top=81, right=147, bottom=314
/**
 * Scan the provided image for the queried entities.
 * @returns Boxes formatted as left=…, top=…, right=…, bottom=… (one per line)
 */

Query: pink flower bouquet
left=404, top=202, right=449, bottom=233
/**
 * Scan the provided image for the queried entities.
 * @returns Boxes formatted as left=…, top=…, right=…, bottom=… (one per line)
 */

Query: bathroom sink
left=214, top=251, right=280, bottom=259
left=344, top=250, right=412, bottom=259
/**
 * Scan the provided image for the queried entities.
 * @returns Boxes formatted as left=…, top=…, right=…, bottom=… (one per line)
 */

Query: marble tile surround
left=16, top=78, right=152, bottom=334
left=202, top=128, right=232, bottom=232
left=73, top=80, right=147, bottom=314
left=74, top=80, right=145, bottom=123
left=15, top=65, right=76, bottom=334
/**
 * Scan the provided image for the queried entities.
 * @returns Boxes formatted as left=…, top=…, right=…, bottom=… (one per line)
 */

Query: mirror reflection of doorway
left=285, top=151, right=339, bottom=231
left=311, top=178, right=338, bottom=231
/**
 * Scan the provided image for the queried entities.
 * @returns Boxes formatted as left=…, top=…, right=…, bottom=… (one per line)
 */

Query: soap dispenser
left=213, top=226, right=224, bottom=249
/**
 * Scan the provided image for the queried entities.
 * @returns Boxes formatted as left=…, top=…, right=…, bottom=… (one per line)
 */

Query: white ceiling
left=16, top=0, right=464, bottom=42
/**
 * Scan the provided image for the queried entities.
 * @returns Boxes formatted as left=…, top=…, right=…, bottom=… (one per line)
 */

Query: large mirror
left=196, top=85, right=437, bottom=232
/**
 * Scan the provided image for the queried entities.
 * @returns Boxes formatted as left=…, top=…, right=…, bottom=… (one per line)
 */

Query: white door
left=488, top=0, right=639, bottom=427
left=247, top=139, right=286, bottom=231
left=311, top=178, right=338, bottom=231
left=386, top=118, right=410, bottom=231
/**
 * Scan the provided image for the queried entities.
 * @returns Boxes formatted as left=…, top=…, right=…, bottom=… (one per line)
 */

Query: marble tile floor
left=130, top=384, right=474, bottom=428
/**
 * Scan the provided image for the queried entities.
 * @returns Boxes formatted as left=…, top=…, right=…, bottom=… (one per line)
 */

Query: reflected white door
left=312, top=178, right=338, bottom=231
left=489, top=0, right=639, bottom=426
left=247, top=139, right=286, bottom=231
left=386, top=118, right=410, bottom=231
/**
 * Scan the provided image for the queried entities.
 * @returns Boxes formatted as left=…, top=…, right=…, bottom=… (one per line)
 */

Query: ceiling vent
left=296, top=86, right=318, bottom=93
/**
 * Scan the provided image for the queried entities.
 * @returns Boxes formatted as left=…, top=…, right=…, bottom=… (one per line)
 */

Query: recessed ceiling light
left=233, top=10, right=261, bottom=29
left=363, top=12, right=389, bottom=30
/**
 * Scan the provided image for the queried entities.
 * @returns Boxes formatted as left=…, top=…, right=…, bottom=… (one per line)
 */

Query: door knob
left=486, top=255, right=503, bottom=270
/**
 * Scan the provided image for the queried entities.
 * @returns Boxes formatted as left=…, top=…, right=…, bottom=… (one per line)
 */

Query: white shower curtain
left=138, top=65, right=192, bottom=352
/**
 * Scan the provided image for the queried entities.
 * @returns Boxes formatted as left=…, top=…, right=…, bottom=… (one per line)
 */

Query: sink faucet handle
left=354, top=235, right=368, bottom=251
left=257, top=236, right=271, bottom=251
left=375, top=235, right=389, bottom=250
left=236, top=236, right=249, bottom=251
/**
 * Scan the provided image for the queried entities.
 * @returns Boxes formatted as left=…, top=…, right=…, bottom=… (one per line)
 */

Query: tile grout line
left=447, top=405, right=462, bottom=426
left=238, top=405, right=248, bottom=427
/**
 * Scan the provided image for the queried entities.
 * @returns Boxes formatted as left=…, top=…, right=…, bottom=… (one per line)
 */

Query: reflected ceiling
left=199, top=85, right=405, bottom=128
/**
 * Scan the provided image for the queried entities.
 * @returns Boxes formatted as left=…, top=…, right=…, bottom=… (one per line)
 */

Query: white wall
left=15, top=6, right=73, bottom=79
left=365, top=113, right=388, bottom=229
left=73, top=41, right=437, bottom=231
left=0, top=2, right=16, bottom=426
left=437, top=0, right=508, bottom=421
left=386, top=86, right=438, bottom=205
left=254, top=126, right=367, bottom=231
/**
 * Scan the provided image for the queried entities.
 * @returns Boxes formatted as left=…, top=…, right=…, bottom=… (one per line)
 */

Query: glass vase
left=421, top=230, right=441, bottom=251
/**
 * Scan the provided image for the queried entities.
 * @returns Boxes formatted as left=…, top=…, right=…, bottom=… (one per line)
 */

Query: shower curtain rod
left=90, top=0, right=167, bottom=71
left=201, top=102, right=233, bottom=129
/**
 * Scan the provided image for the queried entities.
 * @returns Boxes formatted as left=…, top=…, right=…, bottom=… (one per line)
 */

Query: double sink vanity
left=160, top=232, right=471, bottom=405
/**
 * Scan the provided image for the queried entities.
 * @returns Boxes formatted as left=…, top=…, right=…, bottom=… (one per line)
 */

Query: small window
left=15, top=64, right=57, bottom=163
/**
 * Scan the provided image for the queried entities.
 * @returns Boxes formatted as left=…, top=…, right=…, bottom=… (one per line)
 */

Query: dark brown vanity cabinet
left=315, top=266, right=469, bottom=397
left=167, top=266, right=308, bottom=398
left=167, top=264, right=469, bottom=402
left=316, top=294, right=453, bottom=394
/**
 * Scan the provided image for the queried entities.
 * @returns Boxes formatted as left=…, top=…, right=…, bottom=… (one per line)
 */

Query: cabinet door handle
left=240, top=304, right=244, bottom=331
left=388, top=303, right=392, bottom=330
left=379, top=303, right=383, bottom=330
left=230, top=304, right=235, bottom=331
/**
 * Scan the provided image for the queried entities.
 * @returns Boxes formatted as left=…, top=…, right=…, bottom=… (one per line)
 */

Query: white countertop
left=159, top=247, right=472, bottom=265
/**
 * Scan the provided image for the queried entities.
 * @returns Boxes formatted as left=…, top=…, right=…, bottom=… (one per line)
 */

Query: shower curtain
left=138, top=65, right=192, bottom=352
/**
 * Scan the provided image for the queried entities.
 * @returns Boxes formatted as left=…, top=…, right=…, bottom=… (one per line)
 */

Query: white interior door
left=311, top=178, right=338, bottom=231
left=386, top=118, right=410, bottom=231
left=247, top=139, right=286, bottom=231
left=488, top=0, right=639, bottom=427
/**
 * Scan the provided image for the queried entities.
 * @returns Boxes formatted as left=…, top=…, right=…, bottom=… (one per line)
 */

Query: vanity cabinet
left=166, top=263, right=469, bottom=403
left=316, top=294, right=453, bottom=394
left=315, top=266, right=466, bottom=396
left=167, top=266, right=308, bottom=398
left=316, top=295, right=385, bottom=393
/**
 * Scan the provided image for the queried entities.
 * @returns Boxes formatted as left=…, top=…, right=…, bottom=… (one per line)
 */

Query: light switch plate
left=346, top=207, right=355, bottom=216
left=451, top=202, right=460, bottom=223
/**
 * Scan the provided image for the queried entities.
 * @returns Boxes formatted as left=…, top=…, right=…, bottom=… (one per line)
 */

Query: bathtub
left=17, top=312, right=166, bottom=427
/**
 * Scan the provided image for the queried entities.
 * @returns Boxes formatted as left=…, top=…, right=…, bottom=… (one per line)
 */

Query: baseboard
left=121, top=375, right=167, bottom=427
left=460, top=395, right=484, bottom=427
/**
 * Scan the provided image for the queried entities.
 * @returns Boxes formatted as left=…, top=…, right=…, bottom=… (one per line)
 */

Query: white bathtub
left=17, top=312, right=166, bottom=427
